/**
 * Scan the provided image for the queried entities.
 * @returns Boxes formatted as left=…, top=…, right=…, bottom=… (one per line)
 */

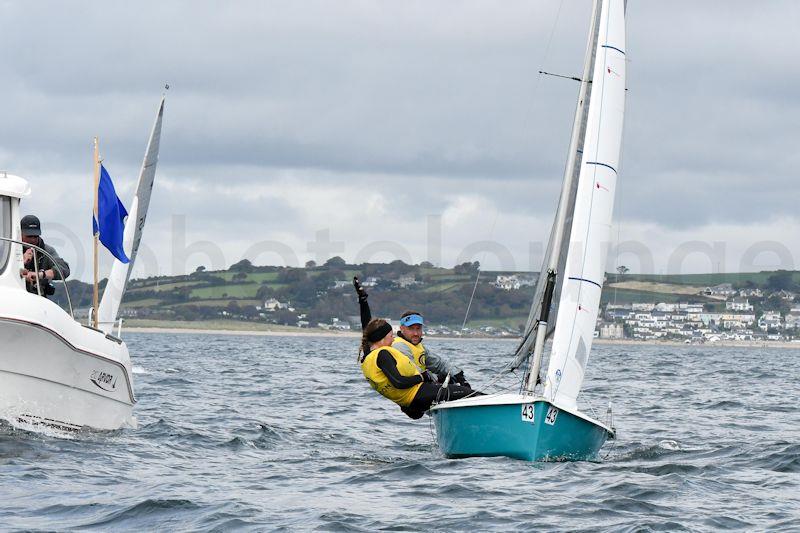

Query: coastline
left=122, top=321, right=800, bottom=349
left=127, top=326, right=361, bottom=339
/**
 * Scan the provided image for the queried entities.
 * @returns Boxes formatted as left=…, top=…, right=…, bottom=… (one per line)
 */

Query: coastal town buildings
left=494, top=274, right=536, bottom=291
left=598, top=289, right=798, bottom=343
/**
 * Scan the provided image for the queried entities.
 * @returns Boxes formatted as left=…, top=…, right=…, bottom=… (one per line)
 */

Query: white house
left=264, top=298, right=289, bottom=311
left=702, top=283, right=736, bottom=298
left=721, top=314, right=756, bottom=329
left=785, top=308, right=800, bottom=330
left=397, top=275, right=418, bottom=288
left=775, top=290, right=796, bottom=301
left=655, top=302, right=680, bottom=312
left=599, top=323, right=625, bottom=339
left=758, top=311, right=783, bottom=332
left=699, top=312, right=755, bottom=328
left=726, top=297, right=753, bottom=312
left=495, top=275, right=521, bottom=291
left=331, top=317, right=351, bottom=330
left=739, top=288, right=763, bottom=298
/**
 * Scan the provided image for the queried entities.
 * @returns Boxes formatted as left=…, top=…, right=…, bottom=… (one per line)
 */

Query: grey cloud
left=1, top=0, right=799, bottom=265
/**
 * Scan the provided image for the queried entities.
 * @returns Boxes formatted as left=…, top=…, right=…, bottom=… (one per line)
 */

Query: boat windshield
left=0, top=196, right=10, bottom=274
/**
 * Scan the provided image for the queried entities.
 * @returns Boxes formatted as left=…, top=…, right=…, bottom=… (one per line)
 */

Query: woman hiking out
left=356, top=281, right=477, bottom=419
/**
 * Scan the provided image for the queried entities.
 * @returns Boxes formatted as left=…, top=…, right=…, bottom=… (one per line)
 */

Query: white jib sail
left=544, top=0, right=625, bottom=409
left=97, top=96, right=165, bottom=333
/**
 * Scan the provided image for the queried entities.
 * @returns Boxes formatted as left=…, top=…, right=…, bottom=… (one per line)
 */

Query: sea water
left=1, top=333, right=798, bottom=531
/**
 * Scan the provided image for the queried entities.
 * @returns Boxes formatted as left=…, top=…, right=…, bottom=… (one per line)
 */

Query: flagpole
left=92, top=137, right=100, bottom=328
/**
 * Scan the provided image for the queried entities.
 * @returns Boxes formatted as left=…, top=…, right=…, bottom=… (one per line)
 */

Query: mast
left=544, top=0, right=627, bottom=408
left=512, top=0, right=602, bottom=384
left=92, top=137, right=100, bottom=328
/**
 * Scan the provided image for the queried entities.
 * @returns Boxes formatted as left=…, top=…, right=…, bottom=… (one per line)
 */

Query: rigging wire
left=460, top=210, right=499, bottom=331
left=538, top=70, right=583, bottom=83
left=459, top=0, right=565, bottom=333
left=461, top=268, right=481, bottom=332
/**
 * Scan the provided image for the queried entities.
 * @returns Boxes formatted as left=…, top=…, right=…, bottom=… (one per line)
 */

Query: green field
left=190, top=284, right=260, bottom=299
left=422, top=282, right=462, bottom=293
left=600, top=288, right=702, bottom=304
left=122, top=298, right=163, bottom=308
left=214, top=271, right=279, bottom=282
left=169, top=299, right=262, bottom=308
left=128, top=280, right=205, bottom=293
left=622, top=271, right=800, bottom=287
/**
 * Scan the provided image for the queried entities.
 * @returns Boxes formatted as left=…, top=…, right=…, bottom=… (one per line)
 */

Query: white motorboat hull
left=0, top=314, right=136, bottom=431
left=2, top=174, right=139, bottom=432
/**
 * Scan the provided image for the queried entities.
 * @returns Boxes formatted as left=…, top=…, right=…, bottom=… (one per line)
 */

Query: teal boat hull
left=431, top=394, right=613, bottom=462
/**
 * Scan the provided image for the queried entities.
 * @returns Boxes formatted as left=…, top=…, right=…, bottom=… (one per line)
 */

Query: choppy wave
left=0, top=335, right=798, bottom=530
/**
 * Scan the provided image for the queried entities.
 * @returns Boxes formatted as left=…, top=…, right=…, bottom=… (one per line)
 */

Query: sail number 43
left=545, top=406, right=559, bottom=425
left=521, top=404, right=535, bottom=423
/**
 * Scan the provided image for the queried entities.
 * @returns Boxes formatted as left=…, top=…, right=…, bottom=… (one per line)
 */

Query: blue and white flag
left=92, top=164, right=130, bottom=263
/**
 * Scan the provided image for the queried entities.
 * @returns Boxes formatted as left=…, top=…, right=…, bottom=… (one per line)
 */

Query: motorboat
left=0, top=96, right=164, bottom=431
left=0, top=174, right=136, bottom=431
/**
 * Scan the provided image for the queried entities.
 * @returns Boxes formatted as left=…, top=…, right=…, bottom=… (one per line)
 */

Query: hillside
left=51, top=261, right=800, bottom=331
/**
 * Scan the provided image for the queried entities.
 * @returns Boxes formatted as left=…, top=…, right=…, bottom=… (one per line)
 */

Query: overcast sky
left=1, top=1, right=798, bottom=280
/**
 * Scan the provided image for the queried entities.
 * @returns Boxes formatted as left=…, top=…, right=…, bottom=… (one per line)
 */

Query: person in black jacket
left=19, top=214, right=70, bottom=297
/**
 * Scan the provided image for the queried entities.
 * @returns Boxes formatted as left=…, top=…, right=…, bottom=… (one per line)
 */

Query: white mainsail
left=544, top=0, right=626, bottom=409
left=97, top=96, right=165, bottom=333
left=510, top=0, right=602, bottom=375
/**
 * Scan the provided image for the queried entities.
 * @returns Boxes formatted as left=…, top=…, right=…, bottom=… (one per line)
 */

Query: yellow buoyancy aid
left=392, top=335, right=427, bottom=372
left=361, top=345, right=422, bottom=407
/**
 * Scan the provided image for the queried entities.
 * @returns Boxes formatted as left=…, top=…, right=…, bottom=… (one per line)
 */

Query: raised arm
left=354, top=276, right=372, bottom=330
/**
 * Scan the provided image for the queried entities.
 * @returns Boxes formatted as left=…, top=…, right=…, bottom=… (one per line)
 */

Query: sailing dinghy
left=0, top=96, right=165, bottom=431
left=431, top=0, right=625, bottom=461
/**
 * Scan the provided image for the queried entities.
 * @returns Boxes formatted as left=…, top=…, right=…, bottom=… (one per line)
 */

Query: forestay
left=544, top=0, right=626, bottom=409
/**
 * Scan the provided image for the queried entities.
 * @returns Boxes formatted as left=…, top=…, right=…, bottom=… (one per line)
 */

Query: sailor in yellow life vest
left=359, top=317, right=475, bottom=419
left=353, top=276, right=472, bottom=387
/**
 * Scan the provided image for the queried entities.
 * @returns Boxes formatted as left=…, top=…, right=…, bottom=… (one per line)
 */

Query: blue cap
left=400, top=314, right=424, bottom=327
